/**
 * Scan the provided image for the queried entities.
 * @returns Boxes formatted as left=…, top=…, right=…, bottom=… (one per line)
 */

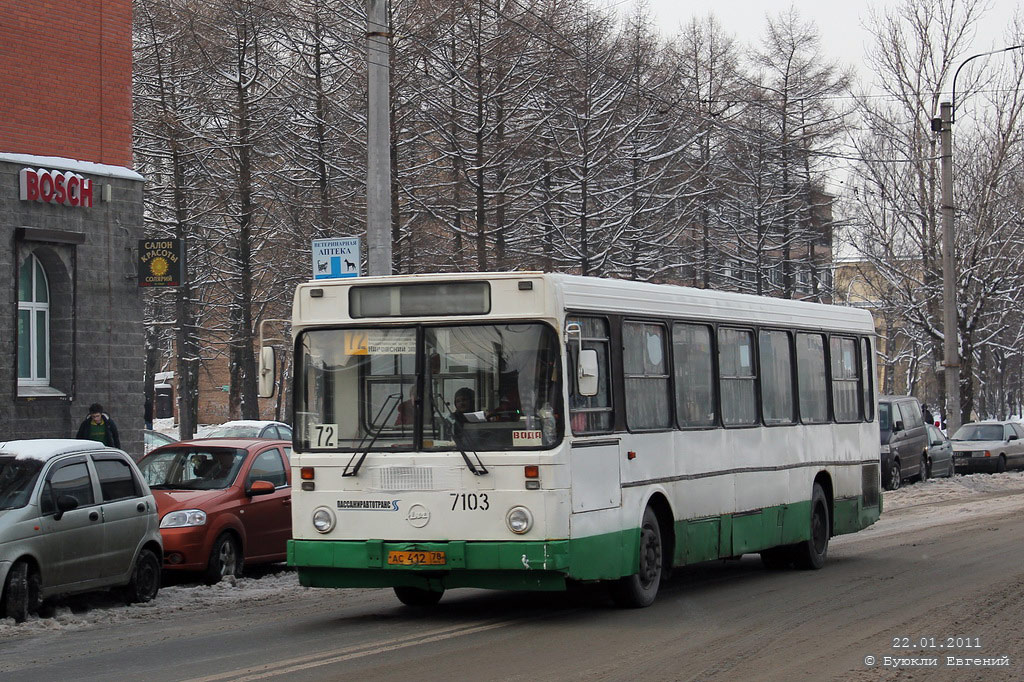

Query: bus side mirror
left=258, top=346, right=276, bottom=398
left=578, top=349, right=599, bottom=397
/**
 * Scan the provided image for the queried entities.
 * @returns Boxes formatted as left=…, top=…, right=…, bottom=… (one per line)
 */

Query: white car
left=203, top=420, right=293, bottom=440
left=950, top=421, right=1024, bottom=474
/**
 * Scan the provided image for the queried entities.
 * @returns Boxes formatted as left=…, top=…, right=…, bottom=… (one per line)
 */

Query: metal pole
left=366, top=0, right=392, bottom=276
left=939, top=101, right=961, bottom=435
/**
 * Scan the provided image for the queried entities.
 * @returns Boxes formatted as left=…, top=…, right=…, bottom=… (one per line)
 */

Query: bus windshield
left=295, top=323, right=563, bottom=452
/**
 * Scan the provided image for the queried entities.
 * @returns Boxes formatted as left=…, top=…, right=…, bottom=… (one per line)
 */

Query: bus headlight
left=312, top=507, right=335, bottom=533
left=506, top=506, right=533, bottom=534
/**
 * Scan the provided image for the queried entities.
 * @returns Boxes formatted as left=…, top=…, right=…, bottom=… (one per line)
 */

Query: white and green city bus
left=258, top=272, right=881, bottom=607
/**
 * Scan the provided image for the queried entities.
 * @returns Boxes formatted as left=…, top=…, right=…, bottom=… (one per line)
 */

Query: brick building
left=0, top=1, right=146, bottom=456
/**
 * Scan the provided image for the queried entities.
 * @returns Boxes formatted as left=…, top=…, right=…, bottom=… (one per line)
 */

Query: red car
left=137, top=439, right=292, bottom=584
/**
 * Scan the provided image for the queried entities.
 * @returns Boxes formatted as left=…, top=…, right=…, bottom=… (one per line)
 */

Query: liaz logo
left=336, top=499, right=400, bottom=511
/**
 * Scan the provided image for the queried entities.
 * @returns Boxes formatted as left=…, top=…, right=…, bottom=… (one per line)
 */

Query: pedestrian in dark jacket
left=76, top=403, right=121, bottom=448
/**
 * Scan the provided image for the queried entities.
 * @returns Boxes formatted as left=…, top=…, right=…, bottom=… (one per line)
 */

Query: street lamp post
left=931, top=45, right=1024, bottom=435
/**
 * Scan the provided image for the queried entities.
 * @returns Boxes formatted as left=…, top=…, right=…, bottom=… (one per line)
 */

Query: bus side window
left=568, top=317, right=612, bottom=433
left=862, top=337, right=874, bottom=421
left=674, top=323, right=716, bottom=427
left=796, top=332, right=828, bottom=424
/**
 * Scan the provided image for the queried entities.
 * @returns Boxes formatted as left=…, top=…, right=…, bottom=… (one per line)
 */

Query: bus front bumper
left=288, top=538, right=574, bottom=591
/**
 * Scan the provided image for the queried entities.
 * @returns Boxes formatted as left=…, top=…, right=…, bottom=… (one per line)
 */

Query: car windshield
left=878, top=403, right=891, bottom=432
left=295, top=323, right=564, bottom=452
left=952, top=424, right=1004, bottom=441
left=138, top=447, right=246, bottom=490
left=0, top=456, right=44, bottom=510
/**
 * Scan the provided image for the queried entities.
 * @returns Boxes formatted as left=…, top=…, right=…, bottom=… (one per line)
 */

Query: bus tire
left=611, top=507, right=662, bottom=608
left=793, top=483, right=830, bottom=570
left=394, top=586, right=444, bottom=606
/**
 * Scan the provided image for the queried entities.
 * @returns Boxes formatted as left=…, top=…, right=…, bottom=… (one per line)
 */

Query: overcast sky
left=619, top=0, right=1021, bottom=94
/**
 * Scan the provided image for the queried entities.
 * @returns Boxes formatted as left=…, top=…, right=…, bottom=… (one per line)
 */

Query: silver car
left=950, top=421, right=1024, bottom=474
left=0, top=439, right=163, bottom=623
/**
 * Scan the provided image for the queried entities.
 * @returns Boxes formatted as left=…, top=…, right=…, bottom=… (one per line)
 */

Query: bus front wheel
left=394, top=586, right=444, bottom=606
left=794, top=483, right=830, bottom=570
left=611, top=506, right=663, bottom=608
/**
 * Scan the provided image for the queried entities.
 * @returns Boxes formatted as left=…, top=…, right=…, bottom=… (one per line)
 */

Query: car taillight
left=301, top=467, right=315, bottom=479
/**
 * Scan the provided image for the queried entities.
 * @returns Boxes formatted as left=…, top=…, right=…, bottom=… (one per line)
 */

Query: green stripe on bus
left=289, top=497, right=879, bottom=590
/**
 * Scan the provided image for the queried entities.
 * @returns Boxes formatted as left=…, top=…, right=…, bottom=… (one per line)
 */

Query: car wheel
left=123, top=549, right=161, bottom=604
left=885, top=460, right=901, bottom=491
left=996, top=455, right=1007, bottom=474
left=920, top=455, right=929, bottom=482
left=794, top=483, right=830, bottom=570
left=393, top=586, right=444, bottom=606
left=205, top=533, right=244, bottom=585
left=611, top=506, right=663, bottom=608
left=2, top=561, right=41, bottom=623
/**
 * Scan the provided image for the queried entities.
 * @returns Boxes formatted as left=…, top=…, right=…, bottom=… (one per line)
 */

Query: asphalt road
left=3, top=487, right=1023, bottom=682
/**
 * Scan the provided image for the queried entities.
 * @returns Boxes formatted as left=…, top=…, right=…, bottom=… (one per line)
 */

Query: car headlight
left=506, top=506, right=533, bottom=534
left=160, top=509, right=207, bottom=528
left=312, top=507, right=335, bottom=533
left=880, top=444, right=890, bottom=454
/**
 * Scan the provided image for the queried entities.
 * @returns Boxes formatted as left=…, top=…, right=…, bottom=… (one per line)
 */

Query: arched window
left=18, top=253, right=50, bottom=385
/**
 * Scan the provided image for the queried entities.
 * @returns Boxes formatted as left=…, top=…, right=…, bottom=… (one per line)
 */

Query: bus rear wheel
left=611, top=507, right=663, bottom=608
left=793, top=483, right=830, bottom=570
left=394, top=586, right=444, bottom=606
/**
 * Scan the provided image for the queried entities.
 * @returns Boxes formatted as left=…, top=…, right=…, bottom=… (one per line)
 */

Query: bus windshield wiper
left=343, top=394, right=400, bottom=477
left=431, top=393, right=488, bottom=476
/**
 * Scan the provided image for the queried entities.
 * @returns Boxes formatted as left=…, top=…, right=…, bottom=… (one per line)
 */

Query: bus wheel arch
left=644, top=492, right=675, bottom=576
left=794, top=479, right=831, bottom=570
left=611, top=504, right=664, bottom=608
left=813, top=471, right=834, bottom=535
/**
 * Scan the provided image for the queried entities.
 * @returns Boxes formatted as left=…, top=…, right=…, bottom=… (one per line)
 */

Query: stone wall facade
left=1, top=158, right=145, bottom=457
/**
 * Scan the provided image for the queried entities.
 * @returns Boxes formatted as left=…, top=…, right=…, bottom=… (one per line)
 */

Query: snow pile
left=882, top=471, right=1024, bottom=512
left=847, top=471, right=1024, bottom=542
left=0, top=569, right=307, bottom=638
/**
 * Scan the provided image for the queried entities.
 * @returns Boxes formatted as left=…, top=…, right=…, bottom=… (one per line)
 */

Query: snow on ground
left=4, top=472, right=1024, bottom=638
left=0, top=569, right=307, bottom=639
left=881, top=470, right=1024, bottom=512
left=838, top=471, right=1024, bottom=543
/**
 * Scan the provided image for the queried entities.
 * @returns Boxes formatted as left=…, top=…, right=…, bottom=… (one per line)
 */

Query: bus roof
left=296, top=271, right=874, bottom=334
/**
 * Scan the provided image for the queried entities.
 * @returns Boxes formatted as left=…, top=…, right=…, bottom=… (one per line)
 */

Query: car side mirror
left=1008, top=434, right=1018, bottom=442
left=893, top=420, right=904, bottom=433
left=54, top=494, right=78, bottom=521
left=247, top=480, right=276, bottom=497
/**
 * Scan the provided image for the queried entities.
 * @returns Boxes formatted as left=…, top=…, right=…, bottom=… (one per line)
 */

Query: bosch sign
left=19, top=168, right=94, bottom=207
